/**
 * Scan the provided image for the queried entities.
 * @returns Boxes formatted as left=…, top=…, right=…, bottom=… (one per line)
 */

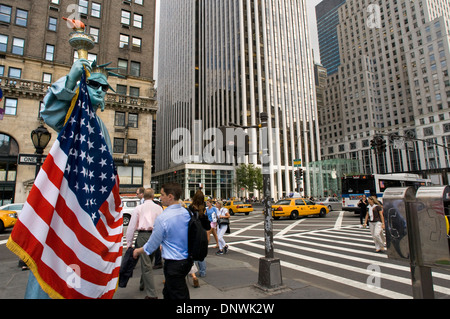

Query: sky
left=153, top=0, right=324, bottom=82
left=307, top=0, right=323, bottom=64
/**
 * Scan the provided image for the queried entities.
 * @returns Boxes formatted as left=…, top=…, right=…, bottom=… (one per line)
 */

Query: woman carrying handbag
left=363, top=196, right=386, bottom=253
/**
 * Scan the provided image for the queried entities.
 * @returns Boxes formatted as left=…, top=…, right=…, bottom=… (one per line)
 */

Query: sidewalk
left=1, top=247, right=350, bottom=299
left=114, top=247, right=350, bottom=300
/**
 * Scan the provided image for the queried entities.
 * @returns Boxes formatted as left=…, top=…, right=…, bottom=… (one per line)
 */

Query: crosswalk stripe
left=230, top=244, right=411, bottom=299
left=227, top=225, right=450, bottom=298
left=270, top=238, right=450, bottom=295
left=282, top=235, right=450, bottom=282
left=245, top=241, right=414, bottom=287
left=275, top=218, right=306, bottom=238
left=228, top=220, right=265, bottom=237
left=334, top=211, right=345, bottom=229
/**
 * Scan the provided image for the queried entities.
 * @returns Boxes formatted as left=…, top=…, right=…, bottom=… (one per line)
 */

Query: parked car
left=0, top=203, right=24, bottom=216
left=121, top=198, right=140, bottom=226
left=271, top=198, right=329, bottom=220
left=315, top=197, right=342, bottom=211
left=0, top=209, right=17, bottom=232
left=224, top=200, right=253, bottom=215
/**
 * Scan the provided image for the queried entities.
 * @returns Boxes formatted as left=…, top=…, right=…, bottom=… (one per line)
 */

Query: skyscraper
left=316, top=0, right=346, bottom=75
left=318, top=0, right=450, bottom=184
left=155, top=0, right=320, bottom=199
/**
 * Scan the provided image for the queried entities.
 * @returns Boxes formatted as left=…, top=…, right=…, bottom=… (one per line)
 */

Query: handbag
left=218, top=208, right=230, bottom=225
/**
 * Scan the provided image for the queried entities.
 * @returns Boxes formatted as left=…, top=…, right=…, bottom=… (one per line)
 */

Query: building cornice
left=0, top=76, right=158, bottom=114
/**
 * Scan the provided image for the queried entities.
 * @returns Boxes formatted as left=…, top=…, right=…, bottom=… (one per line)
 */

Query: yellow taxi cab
left=182, top=200, right=192, bottom=208
left=224, top=200, right=253, bottom=215
left=0, top=209, right=18, bottom=233
left=446, top=215, right=449, bottom=236
left=272, top=198, right=329, bottom=220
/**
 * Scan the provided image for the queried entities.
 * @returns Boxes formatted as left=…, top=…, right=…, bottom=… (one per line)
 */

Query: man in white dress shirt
left=126, top=188, right=163, bottom=299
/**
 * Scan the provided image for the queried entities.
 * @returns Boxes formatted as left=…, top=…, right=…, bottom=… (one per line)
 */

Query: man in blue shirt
left=133, top=183, right=192, bottom=299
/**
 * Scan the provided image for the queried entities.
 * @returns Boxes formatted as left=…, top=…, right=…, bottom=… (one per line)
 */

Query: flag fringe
left=6, top=237, right=64, bottom=299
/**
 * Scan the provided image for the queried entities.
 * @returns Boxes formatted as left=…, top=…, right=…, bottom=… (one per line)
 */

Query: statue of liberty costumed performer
left=24, top=17, right=124, bottom=299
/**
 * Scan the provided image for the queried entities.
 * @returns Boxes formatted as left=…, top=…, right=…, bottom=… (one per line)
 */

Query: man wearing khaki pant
left=126, top=188, right=163, bottom=299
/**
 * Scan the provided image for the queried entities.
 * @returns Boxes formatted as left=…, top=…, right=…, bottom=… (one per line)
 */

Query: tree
left=235, top=164, right=262, bottom=195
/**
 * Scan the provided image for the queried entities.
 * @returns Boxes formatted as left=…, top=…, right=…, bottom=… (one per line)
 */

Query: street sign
left=293, top=159, right=302, bottom=167
left=393, top=139, right=405, bottom=150
left=18, top=154, right=46, bottom=165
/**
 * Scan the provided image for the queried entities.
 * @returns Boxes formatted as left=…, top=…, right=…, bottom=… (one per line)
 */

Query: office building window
left=48, top=17, right=57, bottom=31
left=4, top=98, right=17, bottom=115
left=133, top=13, right=142, bottom=28
left=0, top=5, right=11, bottom=24
left=45, top=44, right=55, bottom=61
left=89, top=26, right=99, bottom=42
left=128, top=113, right=138, bottom=128
left=15, top=9, right=28, bottom=27
left=130, top=86, right=140, bottom=97
left=0, top=34, right=7, bottom=52
left=130, top=61, right=140, bottom=76
left=113, top=138, right=125, bottom=153
left=118, top=59, right=128, bottom=74
left=115, top=112, right=126, bottom=126
left=121, top=10, right=131, bottom=25
left=119, top=34, right=129, bottom=48
left=12, top=37, right=24, bottom=55
left=135, top=0, right=143, bottom=5
left=8, top=67, right=21, bottom=79
left=91, top=2, right=101, bottom=18
left=127, top=139, right=137, bottom=154
left=117, top=166, right=143, bottom=186
left=78, top=0, right=88, bottom=15
left=132, top=37, right=141, bottom=50
left=116, top=85, right=127, bottom=95
left=43, top=73, right=52, bottom=83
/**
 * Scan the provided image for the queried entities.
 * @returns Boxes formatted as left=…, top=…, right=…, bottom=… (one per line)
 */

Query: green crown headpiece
left=88, top=60, right=126, bottom=92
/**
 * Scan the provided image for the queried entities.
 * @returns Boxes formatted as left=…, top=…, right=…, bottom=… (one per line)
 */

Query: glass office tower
left=154, top=0, right=320, bottom=199
left=315, top=0, right=346, bottom=75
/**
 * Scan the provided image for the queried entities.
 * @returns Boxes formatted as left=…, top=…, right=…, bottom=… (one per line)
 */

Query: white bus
left=341, top=173, right=431, bottom=212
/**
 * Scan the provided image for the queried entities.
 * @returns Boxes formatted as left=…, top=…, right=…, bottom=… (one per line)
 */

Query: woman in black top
left=357, top=195, right=369, bottom=227
left=188, top=190, right=210, bottom=285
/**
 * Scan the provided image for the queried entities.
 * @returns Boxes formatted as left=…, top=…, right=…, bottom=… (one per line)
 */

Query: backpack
left=186, top=208, right=209, bottom=261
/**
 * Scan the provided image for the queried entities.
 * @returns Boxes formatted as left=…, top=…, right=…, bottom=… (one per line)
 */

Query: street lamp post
left=256, top=112, right=283, bottom=291
left=31, top=123, right=51, bottom=177
left=224, top=113, right=283, bottom=290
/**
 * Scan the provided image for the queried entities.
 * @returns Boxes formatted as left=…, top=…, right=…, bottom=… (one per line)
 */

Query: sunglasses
left=87, top=80, right=109, bottom=92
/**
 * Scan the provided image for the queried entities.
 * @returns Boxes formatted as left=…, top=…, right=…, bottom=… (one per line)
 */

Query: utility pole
left=221, top=113, right=284, bottom=290
left=256, top=112, right=283, bottom=291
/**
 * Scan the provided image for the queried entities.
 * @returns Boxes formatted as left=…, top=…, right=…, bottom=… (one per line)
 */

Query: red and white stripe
left=10, top=139, right=123, bottom=299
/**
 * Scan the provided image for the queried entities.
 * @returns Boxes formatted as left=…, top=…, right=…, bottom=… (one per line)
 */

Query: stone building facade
left=0, top=0, right=157, bottom=204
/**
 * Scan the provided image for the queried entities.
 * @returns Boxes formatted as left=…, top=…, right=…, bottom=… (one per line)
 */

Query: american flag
left=7, top=71, right=123, bottom=299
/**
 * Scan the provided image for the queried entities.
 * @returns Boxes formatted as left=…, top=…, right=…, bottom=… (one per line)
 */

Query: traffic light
left=370, top=138, right=377, bottom=150
left=378, top=138, right=387, bottom=153
left=370, top=136, right=387, bottom=153
left=299, top=168, right=303, bottom=178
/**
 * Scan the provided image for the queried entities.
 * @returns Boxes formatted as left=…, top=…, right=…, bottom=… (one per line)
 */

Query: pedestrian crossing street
left=228, top=225, right=450, bottom=299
